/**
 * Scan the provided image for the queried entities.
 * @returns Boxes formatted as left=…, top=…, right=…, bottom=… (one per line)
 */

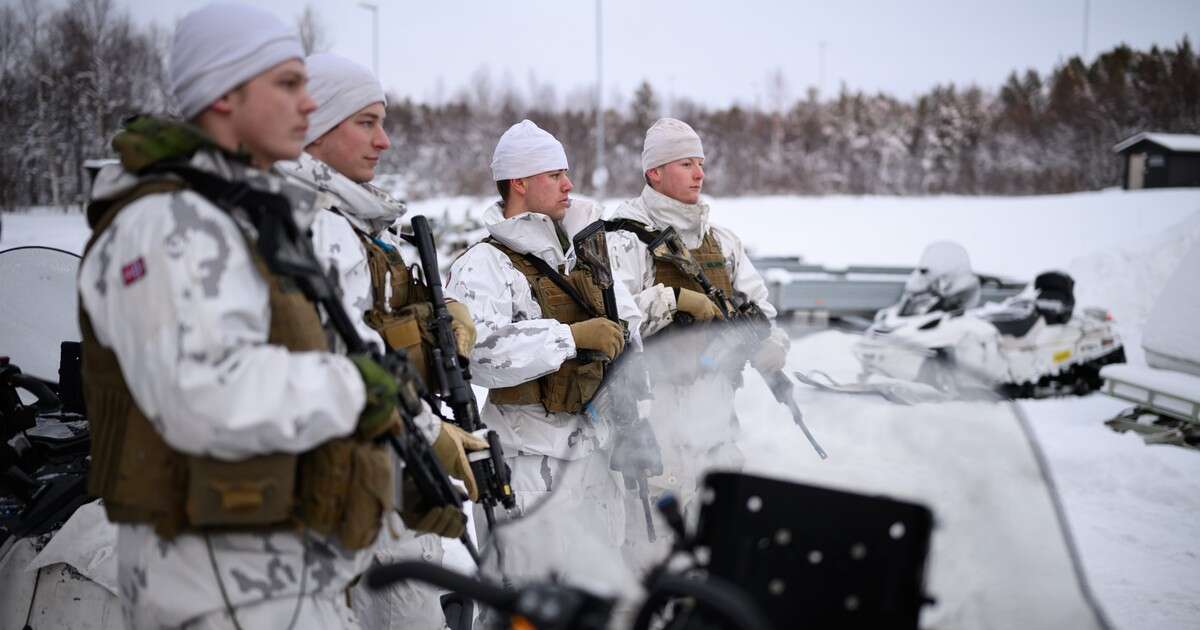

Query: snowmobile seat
left=982, top=301, right=1041, bottom=338
left=693, top=471, right=934, bottom=630
left=1033, top=272, right=1075, bottom=325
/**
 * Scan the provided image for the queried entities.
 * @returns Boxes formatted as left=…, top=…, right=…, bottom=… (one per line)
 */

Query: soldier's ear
left=646, top=167, right=661, bottom=186
left=511, top=177, right=527, bottom=197
left=209, top=94, right=235, bottom=115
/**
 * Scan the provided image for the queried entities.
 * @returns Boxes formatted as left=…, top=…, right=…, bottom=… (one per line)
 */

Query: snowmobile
left=0, top=245, right=124, bottom=630
left=852, top=244, right=1125, bottom=398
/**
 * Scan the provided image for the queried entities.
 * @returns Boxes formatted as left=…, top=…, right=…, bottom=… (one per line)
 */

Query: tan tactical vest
left=481, top=239, right=607, bottom=414
left=352, top=229, right=434, bottom=385
left=649, top=229, right=736, bottom=384
left=653, top=230, right=735, bottom=298
left=81, top=179, right=392, bottom=550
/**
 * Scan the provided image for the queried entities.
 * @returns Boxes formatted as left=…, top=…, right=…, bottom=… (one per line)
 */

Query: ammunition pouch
left=368, top=302, right=435, bottom=386
left=358, top=231, right=436, bottom=385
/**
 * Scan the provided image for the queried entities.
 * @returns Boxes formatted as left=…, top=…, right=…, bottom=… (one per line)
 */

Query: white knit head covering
left=641, top=118, right=705, bottom=172
left=490, top=120, right=568, bottom=181
left=170, top=2, right=305, bottom=120
left=304, top=53, right=387, bottom=145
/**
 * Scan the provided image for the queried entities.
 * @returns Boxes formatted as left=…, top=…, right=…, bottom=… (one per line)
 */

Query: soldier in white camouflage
left=604, top=118, right=791, bottom=519
left=444, top=120, right=645, bottom=578
left=77, top=4, right=474, bottom=628
left=278, top=52, right=484, bottom=630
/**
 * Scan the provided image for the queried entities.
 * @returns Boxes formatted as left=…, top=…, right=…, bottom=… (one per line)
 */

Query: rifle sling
left=520, top=253, right=601, bottom=319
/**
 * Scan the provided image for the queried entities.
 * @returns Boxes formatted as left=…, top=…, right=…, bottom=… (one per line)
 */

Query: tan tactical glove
left=569, top=318, right=626, bottom=361
left=751, top=334, right=789, bottom=374
left=675, top=288, right=723, bottom=323
left=432, top=422, right=488, bottom=502
left=445, top=300, right=477, bottom=359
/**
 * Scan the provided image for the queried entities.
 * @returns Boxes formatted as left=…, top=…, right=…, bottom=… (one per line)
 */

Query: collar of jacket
left=632, top=184, right=712, bottom=250
left=89, top=148, right=322, bottom=233
left=482, top=202, right=570, bottom=269
left=277, top=152, right=407, bottom=235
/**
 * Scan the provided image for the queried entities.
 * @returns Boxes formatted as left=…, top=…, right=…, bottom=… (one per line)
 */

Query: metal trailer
left=749, top=257, right=1026, bottom=325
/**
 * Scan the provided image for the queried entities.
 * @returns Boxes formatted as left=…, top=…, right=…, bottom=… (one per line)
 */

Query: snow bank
left=1141, top=238, right=1200, bottom=375
left=701, top=188, right=1200, bottom=280
left=5, top=189, right=1198, bottom=284
left=1068, top=211, right=1200, bottom=332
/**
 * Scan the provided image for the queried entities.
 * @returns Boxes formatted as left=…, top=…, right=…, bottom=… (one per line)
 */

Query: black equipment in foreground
left=693, top=472, right=935, bottom=629
left=1, top=350, right=92, bottom=545
left=640, top=224, right=827, bottom=459
left=572, top=220, right=660, bottom=542
left=408, top=214, right=516, bottom=557
left=367, top=471, right=934, bottom=629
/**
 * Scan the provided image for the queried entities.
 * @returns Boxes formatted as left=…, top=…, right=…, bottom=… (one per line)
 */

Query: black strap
left=520, top=253, right=601, bottom=319
left=482, top=237, right=601, bottom=318
left=603, top=219, right=661, bottom=245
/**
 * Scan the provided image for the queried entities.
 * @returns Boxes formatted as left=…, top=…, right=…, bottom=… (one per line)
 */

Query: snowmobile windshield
left=0, top=246, right=81, bottom=382
left=469, top=326, right=1112, bottom=630
left=899, top=291, right=941, bottom=317
left=770, top=329, right=1112, bottom=630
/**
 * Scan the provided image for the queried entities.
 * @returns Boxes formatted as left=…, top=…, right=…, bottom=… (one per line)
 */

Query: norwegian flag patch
left=121, top=257, right=146, bottom=286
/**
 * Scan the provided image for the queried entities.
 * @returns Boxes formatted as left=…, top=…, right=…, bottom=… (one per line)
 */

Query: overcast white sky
left=97, top=0, right=1200, bottom=108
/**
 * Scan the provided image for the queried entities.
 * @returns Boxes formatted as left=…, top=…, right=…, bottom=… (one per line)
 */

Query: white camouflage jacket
left=79, top=149, right=375, bottom=627
left=280, top=152, right=442, bottom=442
left=605, top=185, right=789, bottom=351
left=444, top=201, right=642, bottom=461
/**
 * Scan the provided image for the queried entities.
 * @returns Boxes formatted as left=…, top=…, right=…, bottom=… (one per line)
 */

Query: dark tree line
left=383, top=39, right=1199, bottom=199
left=1, top=0, right=1196, bottom=209
left=0, top=0, right=170, bottom=210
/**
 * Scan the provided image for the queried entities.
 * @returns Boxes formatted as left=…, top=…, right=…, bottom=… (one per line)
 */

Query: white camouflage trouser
left=623, top=374, right=747, bottom=572
left=476, top=450, right=627, bottom=581
left=349, top=514, right=447, bottom=630
left=181, top=593, right=359, bottom=630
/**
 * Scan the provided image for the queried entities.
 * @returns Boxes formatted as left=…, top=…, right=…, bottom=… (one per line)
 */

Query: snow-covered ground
left=3, top=188, right=1199, bottom=628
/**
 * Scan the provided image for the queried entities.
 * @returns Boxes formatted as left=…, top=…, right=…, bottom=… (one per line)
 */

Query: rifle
left=408, top=215, right=516, bottom=553
left=195, top=169, right=482, bottom=563
left=572, top=220, right=661, bottom=542
left=642, top=225, right=828, bottom=460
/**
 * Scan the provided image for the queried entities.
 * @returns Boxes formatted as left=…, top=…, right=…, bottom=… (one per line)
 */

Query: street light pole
left=1082, top=0, right=1090, bottom=59
left=358, top=2, right=379, bottom=77
left=593, top=0, right=607, bottom=199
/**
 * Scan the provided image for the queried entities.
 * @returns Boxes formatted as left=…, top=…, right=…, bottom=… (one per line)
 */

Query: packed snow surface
left=2, top=188, right=1199, bottom=629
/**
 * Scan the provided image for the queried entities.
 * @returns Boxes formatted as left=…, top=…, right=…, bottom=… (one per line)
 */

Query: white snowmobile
left=852, top=243, right=1125, bottom=398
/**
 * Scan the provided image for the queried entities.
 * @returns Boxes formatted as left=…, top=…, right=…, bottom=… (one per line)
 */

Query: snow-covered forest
left=1, top=0, right=1198, bottom=209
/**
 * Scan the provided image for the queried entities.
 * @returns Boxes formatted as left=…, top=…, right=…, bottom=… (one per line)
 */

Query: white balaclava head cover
left=170, top=2, right=304, bottom=120
left=304, top=53, right=386, bottom=145
left=490, top=120, right=568, bottom=181
left=641, top=117, right=705, bottom=172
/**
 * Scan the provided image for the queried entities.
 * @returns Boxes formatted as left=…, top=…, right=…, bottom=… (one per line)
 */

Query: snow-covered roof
left=1112, top=132, right=1200, bottom=154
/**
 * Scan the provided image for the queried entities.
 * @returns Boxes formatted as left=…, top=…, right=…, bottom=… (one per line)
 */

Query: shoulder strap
left=603, top=219, right=660, bottom=245
left=482, top=237, right=599, bottom=318
left=521, top=253, right=600, bottom=319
